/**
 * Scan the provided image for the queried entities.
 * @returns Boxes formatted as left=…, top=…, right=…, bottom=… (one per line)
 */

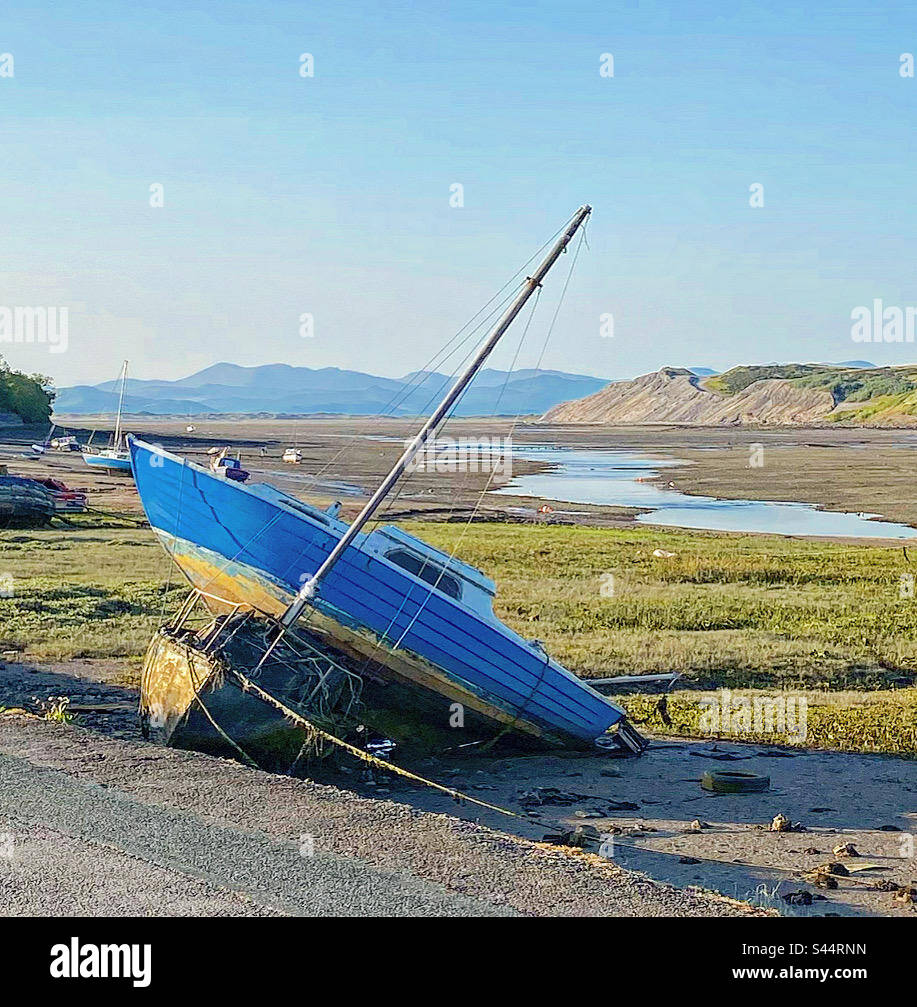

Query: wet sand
left=29, top=416, right=917, bottom=534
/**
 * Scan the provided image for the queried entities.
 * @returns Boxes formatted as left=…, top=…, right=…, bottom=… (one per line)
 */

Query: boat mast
left=279, top=205, right=591, bottom=628
left=113, top=360, right=128, bottom=450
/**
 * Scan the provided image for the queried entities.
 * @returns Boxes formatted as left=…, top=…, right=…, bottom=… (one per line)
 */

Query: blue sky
left=1, top=1, right=915, bottom=386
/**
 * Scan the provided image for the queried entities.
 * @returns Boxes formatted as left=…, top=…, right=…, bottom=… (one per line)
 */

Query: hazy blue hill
left=55, top=362, right=609, bottom=417
left=54, top=385, right=214, bottom=414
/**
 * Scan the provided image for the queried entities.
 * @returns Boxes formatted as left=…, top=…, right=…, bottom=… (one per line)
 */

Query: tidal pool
left=493, top=446, right=917, bottom=539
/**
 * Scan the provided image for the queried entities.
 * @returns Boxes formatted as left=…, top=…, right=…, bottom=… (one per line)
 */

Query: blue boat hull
left=83, top=453, right=133, bottom=472
left=128, top=437, right=627, bottom=749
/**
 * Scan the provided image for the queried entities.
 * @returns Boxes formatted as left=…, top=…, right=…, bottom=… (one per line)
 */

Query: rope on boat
left=188, top=682, right=261, bottom=770
left=228, top=666, right=544, bottom=824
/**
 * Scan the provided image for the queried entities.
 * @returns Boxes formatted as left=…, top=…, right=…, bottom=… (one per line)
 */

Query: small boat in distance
left=207, top=446, right=250, bottom=482
left=82, top=360, right=132, bottom=473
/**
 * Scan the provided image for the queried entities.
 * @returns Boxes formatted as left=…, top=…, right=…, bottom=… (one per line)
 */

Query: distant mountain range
left=53, top=362, right=611, bottom=417
left=543, top=363, right=915, bottom=426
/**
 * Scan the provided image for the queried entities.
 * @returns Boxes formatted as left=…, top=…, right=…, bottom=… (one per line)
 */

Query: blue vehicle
left=82, top=360, right=133, bottom=475
left=130, top=436, right=638, bottom=751
left=131, top=207, right=644, bottom=755
left=83, top=450, right=132, bottom=472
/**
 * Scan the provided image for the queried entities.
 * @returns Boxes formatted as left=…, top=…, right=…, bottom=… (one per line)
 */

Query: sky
left=1, top=1, right=915, bottom=388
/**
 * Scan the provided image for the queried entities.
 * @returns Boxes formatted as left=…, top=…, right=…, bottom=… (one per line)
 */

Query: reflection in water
left=493, top=446, right=917, bottom=539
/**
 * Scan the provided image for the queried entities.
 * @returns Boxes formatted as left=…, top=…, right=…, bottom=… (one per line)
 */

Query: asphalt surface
left=0, top=751, right=510, bottom=917
left=0, top=714, right=759, bottom=917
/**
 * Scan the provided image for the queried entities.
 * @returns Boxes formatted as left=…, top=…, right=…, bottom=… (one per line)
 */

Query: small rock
left=782, top=890, right=814, bottom=906
left=805, top=872, right=839, bottom=889
left=689, top=819, right=710, bottom=832
left=770, top=813, right=804, bottom=832
left=815, top=861, right=850, bottom=877
left=832, top=842, right=859, bottom=858
left=871, top=879, right=899, bottom=892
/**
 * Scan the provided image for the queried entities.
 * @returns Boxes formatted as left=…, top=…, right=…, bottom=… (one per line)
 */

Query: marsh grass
left=615, top=688, right=917, bottom=756
left=1, top=519, right=914, bottom=752
left=410, top=522, right=917, bottom=690
left=0, top=526, right=184, bottom=659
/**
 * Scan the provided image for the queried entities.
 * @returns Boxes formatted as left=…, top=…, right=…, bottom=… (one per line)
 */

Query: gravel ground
left=3, top=661, right=915, bottom=917
left=0, top=749, right=508, bottom=917
left=0, top=821, right=288, bottom=917
left=0, top=714, right=760, bottom=917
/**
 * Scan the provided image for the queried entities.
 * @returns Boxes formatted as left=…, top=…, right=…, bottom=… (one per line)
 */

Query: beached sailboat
left=133, top=207, right=645, bottom=759
left=82, top=360, right=132, bottom=472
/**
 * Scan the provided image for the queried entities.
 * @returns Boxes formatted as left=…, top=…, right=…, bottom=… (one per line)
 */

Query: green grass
left=0, top=525, right=184, bottom=660
left=1, top=518, right=915, bottom=753
left=409, top=521, right=917, bottom=690
left=703, top=363, right=917, bottom=421
left=615, top=689, right=917, bottom=756
left=704, top=364, right=825, bottom=395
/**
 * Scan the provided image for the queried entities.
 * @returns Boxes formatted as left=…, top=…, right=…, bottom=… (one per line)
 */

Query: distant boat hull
left=82, top=452, right=132, bottom=472
left=0, top=476, right=55, bottom=527
left=128, top=436, right=630, bottom=750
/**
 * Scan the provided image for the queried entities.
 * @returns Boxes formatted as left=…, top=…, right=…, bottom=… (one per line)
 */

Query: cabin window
left=385, top=548, right=461, bottom=600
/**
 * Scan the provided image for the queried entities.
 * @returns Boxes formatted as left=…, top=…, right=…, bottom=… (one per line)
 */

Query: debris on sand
left=871, top=879, right=900, bottom=892
left=893, top=885, right=916, bottom=904
left=809, top=861, right=850, bottom=880
left=804, top=871, right=840, bottom=889
left=769, top=813, right=806, bottom=833
left=518, top=787, right=640, bottom=814
left=519, top=787, right=593, bottom=807
left=543, top=823, right=607, bottom=848
left=832, top=842, right=860, bottom=858
left=782, top=890, right=826, bottom=906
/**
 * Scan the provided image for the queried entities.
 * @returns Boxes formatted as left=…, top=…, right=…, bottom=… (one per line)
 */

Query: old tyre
left=701, top=770, right=770, bottom=793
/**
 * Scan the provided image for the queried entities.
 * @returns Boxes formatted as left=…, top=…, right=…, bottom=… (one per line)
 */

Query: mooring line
left=229, top=667, right=550, bottom=824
